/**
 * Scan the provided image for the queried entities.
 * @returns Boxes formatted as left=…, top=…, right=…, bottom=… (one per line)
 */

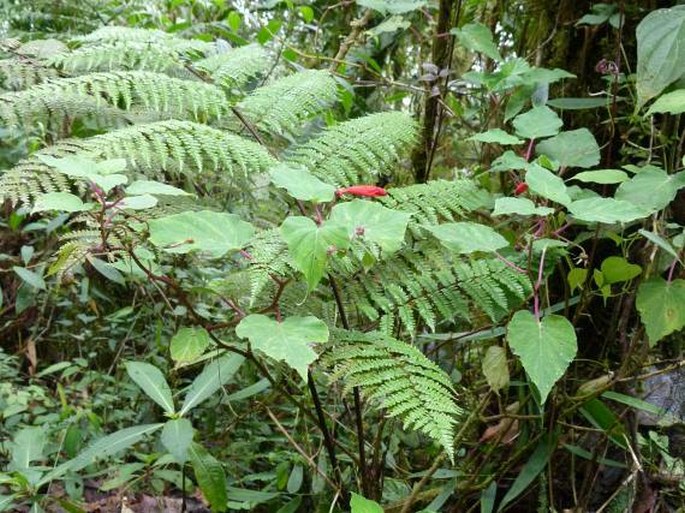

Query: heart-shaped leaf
left=426, top=222, right=509, bottom=254
left=525, top=164, right=571, bottom=206
left=507, top=311, right=577, bottom=404
left=636, top=278, right=685, bottom=345
left=270, top=164, right=336, bottom=203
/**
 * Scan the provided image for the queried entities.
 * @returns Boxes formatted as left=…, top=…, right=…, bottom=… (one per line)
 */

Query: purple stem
left=534, top=248, right=547, bottom=321
left=525, top=139, right=536, bottom=162
left=495, top=252, right=527, bottom=274
left=667, top=258, right=678, bottom=283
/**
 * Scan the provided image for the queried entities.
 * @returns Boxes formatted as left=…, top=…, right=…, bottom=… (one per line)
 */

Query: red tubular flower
left=335, top=185, right=388, bottom=198
left=514, top=182, right=528, bottom=196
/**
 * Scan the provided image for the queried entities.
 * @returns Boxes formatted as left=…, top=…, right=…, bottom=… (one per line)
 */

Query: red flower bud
left=514, top=182, right=528, bottom=196
left=335, top=185, right=388, bottom=198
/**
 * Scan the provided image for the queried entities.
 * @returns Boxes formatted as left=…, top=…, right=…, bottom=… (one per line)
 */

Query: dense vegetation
left=1, top=0, right=684, bottom=511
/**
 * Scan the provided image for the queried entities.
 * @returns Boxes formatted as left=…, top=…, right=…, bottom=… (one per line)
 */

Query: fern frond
left=74, top=27, right=178, bottom=44
left=0, top=120, right=276, bottom=204
left=0, top=71, right=227, bottom=130
left=0, top=58, right=60, bottom=90
left=236, top=70, right=338, bottom=135
left=194, top=44, right=271, bottom=92
left=288, top=111, right=418, bottom=187
left=243, top=228, right=292, bottom=304
left=340, top=243, right=531, bottom=334
left=323, top=330, right=461, bottom=460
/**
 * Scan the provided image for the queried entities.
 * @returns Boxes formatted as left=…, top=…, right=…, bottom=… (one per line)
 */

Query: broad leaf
left=126, top=180, right=190, bottom=196
left=9, top=427, right=46, bottom=470
left=39, top=424, right=164, bottom=486
left=350, top=493, right=384, bottom=513
left=636, top=278, right=685, bottom=345
left=188, top=443, right=228, bottom=512
left=468, top=128, right=523, bottom=145
left=482, top=345, right=509, bottom=393
left=525, top=164, right=571, bottom=207
left=638, top=229, right=682, bottom=263
left=329, top=200, right=411, bottom=254
left=148, top=210, right=254, bottom=258
left=547, top=97, right=610, bottom=110
left=280, top=216, right=350, bottom=290
left=356, top=0, right=426, bottom=14
left=119, top=194, right=158, bottom=210
left=452, top=22, right=502, bottom=61
left=32, top=192, right=89, bottom=213
left=161, top=418, right=194, bottom=464
left=568, top=198, right=648, bottom=224
left=270, top=164, right=336, bottom=203
left=87, top=256, right=126, bottom=285
left=236, top=314, right=328, bottom=381
left=646, top=89, right=685, bottom=116
left=512, top=106, right=562, bottom=140
left=615, top=166, right=685, bottom=212
left=507, top=311, right=577, bottom=404
left=170, top=327, right=211, bottom=365
left=426, top=222, right=509, bottom=254
left=13, top=266, right=46, bottom=290
left=600, top=256, right=641, bottom=284
left=492, top=197, right=554, bottom=216
left=636, top=6, right=685, bottom=107
left=570, top=169, right=629, bottom=184
left=125, top=361, right=175, bottom=414
left=180, top=353, right=245, bottom=415
left=535, top=129, right=600, bottom=169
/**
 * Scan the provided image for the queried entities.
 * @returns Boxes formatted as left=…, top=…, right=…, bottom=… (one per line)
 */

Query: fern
left=288, top=111, right=418, bottom=187
left=194, top=44, right=271, bottom=92
left=0, top=120, right=276, bottom=204
left=74, top=27, right=180, bottom=45
left=0, top=71, right=228, bottom=131
left=340, top=243, right=531, bottom=334
left=323, top=329, right=462, bottom=460
left=0, top=58, right=60, bottom=91
left=236, top=69, right=338, bottom=135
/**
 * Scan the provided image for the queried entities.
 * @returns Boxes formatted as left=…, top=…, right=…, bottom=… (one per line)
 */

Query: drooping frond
left=0, top=120, right=276, bottom=204
left=74, top=27, right=179, bottom=45
left=340, top=243, right=531, bottom=334
left=194, top=44, right=271, bottom=92
left=0, top=71, right=228, bottom=131
left=0, top=58, right=60, bottom=90
left=323, top=329, right=461, bottom=460
left=380, top=179, right=491, bottom=228
left=288, top=111, right=418, bottom=187
left=236, top=70, right=338, bottom=135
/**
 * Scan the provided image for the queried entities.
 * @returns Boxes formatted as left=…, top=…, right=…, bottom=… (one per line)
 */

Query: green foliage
left=324, top=330, right=462, bottom=460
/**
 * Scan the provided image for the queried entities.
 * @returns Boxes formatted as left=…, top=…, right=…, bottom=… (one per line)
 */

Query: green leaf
left=170, top=327, right=211, bottom=365
left=570, top=169, right=629, bottom=184
left=39, top=424, right=164, bottom=486
left=468, top=128, right=523, bottom=145
left=87, top=256, right=126, bottom=285
left=236, top=314, right=328, bottom=382
left=32, top=192, right=89, bottom=213
left=492, top=197, right=554, bottom=216
left=180, top=353, right=245, bottom=416
left=227, top=11, right=241, bottom=32
left=636, top=6, right=685, bottom=107
left=546, top=97, right=610, bottom=110
left=188, top=443, right=228, bottom=512
left=507, top=311, right=577, bottom=404
left=270, top=164, right=336, bottom=203
left=350, top=493, right=384, bottom=513
left=92, top=174, right=128, bottom=193
left=367, top=16, right=411, bottom=36
left=567, top=267, right=588, bottom=292
left=148, top=211, right=254, bottom=258
left=535, top=129, right=600, bottom=169
left=614, top=167, right=685, bottom=212
left=356, top=0, right=427, bottom=14
left=126, top=180, right=190, bottom=196
left=496, top=433, right=558, bottom=512
left=490, top=150, right=530, bottom=172
left=638, top=229, right=682, bottom=263
left=13, top=266, right=46, bottom=290
left=125, top=361, right=175, bottom=414
left=482, top=345, right=509, bottom=393
left=636, top=278, right=685, bottom=345
left=426, top=222, right=509, bottom=254
left=646, top=89, right=685, bottom=115
left=280, top=216, right=350, bottom=290
left=451, top=22, right=502, bottom=61
left=161, top=418, right=194, bottom=464
left=600, top=256, right=641, bottom=284
left=525, top=164, right=571, bottom=207
left=329, top=200, right=411, bottom=255
left=512, top=106, right=563, bottom=140
left=9, top=427, right=46, bottom=470
left=568, top=198, right=648, bottom=224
